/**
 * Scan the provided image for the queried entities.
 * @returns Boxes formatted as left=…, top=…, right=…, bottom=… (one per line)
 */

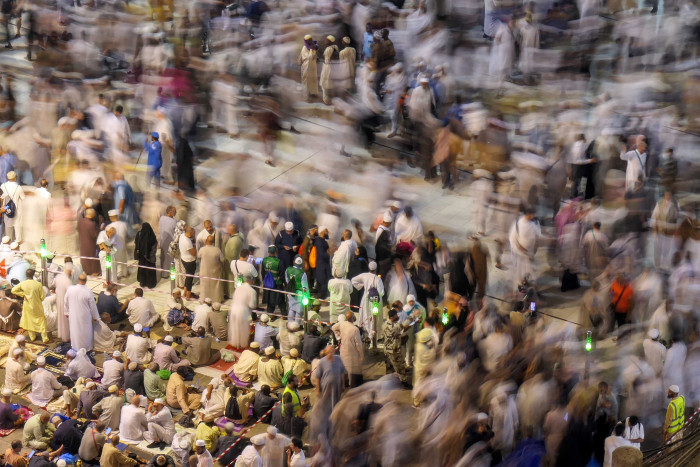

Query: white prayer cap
left=108, top=209, right=119, bottom=217
left=1, top=236, right=9, bottom=244
left=2, top=388, right=12, bottom=396
left=268, top=212, right=279, bottom=222
left=294, top=256, right=303, bottom=266
left=164, top=335, right=174, bottom=342
left=250, top=342, right=260, bottom=349
left=6, top=171, right=16, bottom=180
left=318, top=226, right=328, bottom=234
left=108, top=385, right=118, bottom=393
left=195, top=439, right=206, bottom=447
left=225, top=422, right=235, bottom=432
left=327, top=35, right=335, bottom=42
left=154, top=398, right=164, bottom=405
left=343, top=36, right=351, bottom=44
left=265, top=346, right=275, bottom=356
left=67, top=349, right=77, bottom=358
left=204, top=297, right=212, bottom=305
left=15, top=334, right=25, bottom=342
left=212, top=302, right=221, bottom=311
left=266, top=426, right=278, bottom=435
left=12, top=348, right=22, bottom=356
left=648, top=329, right=659, bottom=339
left=260, top=313, right=270, bottom=323
left=9, top=242, right=18, bottom=250
left=406, top=294, right=415, bottom=302
left=476, top=412, right=489, bottom=421
left=304, top=34, right=312, bottom=40
left=403, top=304, right=411, bottom=312
left=37, top=356, right=46, bottom=365
left=369, top=261, right=377, bottom=271
left=285, top=222, right=294, bottom=231
left=86, top=381, right=96, bottom=389
left=382, top=212, right=393, bottom=223
left=391, top=200, right=402, bottom=208
left=134, top=323, right=143, bottom=332
left=669, top=385, right=680, bottom=393
left=84, top=198, right=93, bottom=207
left=128, top=362, right=138, bottom=370
left=420, top=77, right=430, bottom=83
left=290, top=348, right=299, bottom=357
left=56, top=460, right=67, bottom=467
left=287, top=321, right=300, bottom=331
left=252, top=437, right=266, bottom=446
left=113, top=350, right=122, bottom=358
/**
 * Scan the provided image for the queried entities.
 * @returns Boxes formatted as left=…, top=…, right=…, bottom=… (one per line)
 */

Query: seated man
left=10, top=334, right=37, bottom=365
left=164, top=289, right=191, bottom=331
left=27, top=356, right=66, bottom=407
left=92, top=385, right=123, bottom=431
left=147, top=454, right=177, bottom=467
left=257, top=346, right=284, bottom=390
left=124, top=362, right=146, bottom=395
left=166, top=366, right=201, bottom=416
left=23, top=413, right=56, bottom=450
left=232, top=341, right=261, bottom=384
left=64, top=349, right=100, bottom=382
left=101, top=435, right=139, bottom=466
left=200, top=374, right=230, bottom=420
left=279, top=321, right=303, bottom=357
left=125, top=288, right=159, bottom=328
left=281, top=348, right=311, bottom=384
left=301, top=325, right=328, bottom=363
left=225, top=386, right=256, bottom=425
left=101, top=350, right=125, bottom=390
left=0, top=388, right=24, bottom=429
left=5, top=440, right=29, bottom=467
left=254, top=385, right=278, bottom=423
left=79, top=421, right=107, bottom=464
left=97, top=283, right=127, bottom=323
left=5, top=348, right=30, bottom=393
left=182, top=327, right=221, bottom=367
left=119, top=396, right=148, bottom=444
left=193, top=415, right=220, bottom=452
left=144, top=362, right=168, bottom=401
left=76, top=381, right=107, bottom=419
left=153, top=335, right=191, bottom=371
left=213, top=422, right=238, bottom=466
left=94, top=317, right=128, bottom=352
left=125, top=323, right=154, bottom=364
left=208, top=302, right=228, bottom=340
left=144, top=398, right=175, bottom=449
left=62, top=379, right=87, bottom=419
left=253, top=313, right=278, bottom=349
left=50, top=416, right=83, bottom=454
left=191, top=298, right=212, bottom=334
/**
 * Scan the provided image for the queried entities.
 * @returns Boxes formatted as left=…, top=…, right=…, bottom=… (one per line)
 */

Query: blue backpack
left=263, top=271, right=275, bottom=289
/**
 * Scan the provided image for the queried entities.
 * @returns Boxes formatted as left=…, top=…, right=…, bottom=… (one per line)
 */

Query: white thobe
left=94, top=320, right=118, bottom=352
left=125, top=334, right=153, bottom=364
left=643, top=339, right=667, bottom=377
left=509, top=216, right=541, bottom=289
left=5, top=358, right=30, bottom=392
left=27, top=368, right=63, bottom=406
left=331, top=239, right=356, bottom=278
left=198, top=449, right=215, bottom=467
left=200, top=376, right=227, bottom=419
left=488, top=22, right=515, bottom=84
left=385, top=268, right=416, bottom=306
left=191, top=303, right=212, bottom=333
left=229, top=283, right=257, bottom=348
left=144, top=406, right=175, bottom=444
left=351, top=272, right=384, bottom=334
left=327, top=278, right=353, bottom=322
left=489, top=395, right=519, bottom=452
left=106, top=220, right=129, bottom=276
left=663, top=342, right=687, bottom=392
left=65, top=349, right=100, bottom=380
left=603, top=435, right=632, bottom=467
left=250, top=433, right=291, bottom=467
left=394, top=213, right=424, bottom=245
left=102, top=358, right=124, bottom=389
left=120, top=404, right=148, bottom=443
left=235, top=445, right=262, bottom=467
left=64, top=284, right=100, bottom=351
left=408, top=86, right=435, bottom=124
left=620, top=149, right=647, bottom=192
left=126, top=297, right=159, bottom=328
left=52, top=273, right=72, bottom=342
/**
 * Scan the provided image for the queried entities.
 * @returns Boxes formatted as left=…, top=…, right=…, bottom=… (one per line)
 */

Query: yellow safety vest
left=668, top=395, right=686, bottom=435
left=282, top=386, right=301, bottom=417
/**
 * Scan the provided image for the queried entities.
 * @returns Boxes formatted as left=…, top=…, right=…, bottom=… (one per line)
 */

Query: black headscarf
left=135, top=222, right=157, bottom=262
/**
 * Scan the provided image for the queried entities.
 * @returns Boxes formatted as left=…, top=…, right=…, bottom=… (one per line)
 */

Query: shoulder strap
left=612, top=284, right=627, bottom=309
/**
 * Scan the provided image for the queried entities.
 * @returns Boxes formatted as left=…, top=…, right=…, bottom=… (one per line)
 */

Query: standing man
left=581, top=222, right=609, bottom=282
left=275, top=222, right=302, bottom=274
left=106, top=209, right=129, bottom=279
left=569, top=134, right=597, bottom=199
left=159, top=206, right=177, bottom=279
left=331, top=229, right=356, bottom=279
left=224, top=224, right=245, bottom=298
left=351, top=261, right=384, bottom=342
left=320, top=35, right=339, bottom=105
left=285, top=256, right=308, bottom=322
left=664, top=385, right=686, bottom=442
left=298, top=34, right=319, bottom=100
left=327, top=270, right=352, bottom=323
left=650, top=191, right=680, bottom=273
left=145, top=132, right=163, bottom=189
left=0, top=170, right=24, bottom=243
left=53, top=269, right=72, bottom=344
left=609, top=274, right=633, bottom=331
left=339, top=37, right=356, bottom=93
left=262, top=246, right=283, bottom=314
left=508, top=208, right=541, bottom=291
left=335, top=312, right=364, bottom=387
left=382, top=308, right=410, bottom=387
left=301, top=225, right=318, bottom=288
left=64, top=273, right=100, bottom=351
left=313, top=226, right=331, bottom=299
left=96, top=227, right=116, bottom=284
left=620, top=137, right=648, bottom=194
left=643, top=329, right=666, bottom=377
left=152, top=107, right=176, bottom=185
left=179, top=227, right=197, bottom=299
left=12, top=269, right=46, bottom=342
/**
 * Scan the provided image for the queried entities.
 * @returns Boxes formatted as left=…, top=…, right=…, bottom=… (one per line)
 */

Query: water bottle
left=196, top=378, right=200, bottom=390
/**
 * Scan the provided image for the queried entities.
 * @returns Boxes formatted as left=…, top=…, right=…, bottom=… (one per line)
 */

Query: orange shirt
left=610, top=280, right=633, bottom=314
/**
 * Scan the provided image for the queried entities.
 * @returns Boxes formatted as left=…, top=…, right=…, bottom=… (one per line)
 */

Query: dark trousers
left=182, top=259, right=196, bottom=291
left=440, top=158, right=456, bottom=189
left=348, top=373, right=364, bottom=388
left=614, top=312, right=627, bottom=329
left=571, top=163, right=596, bottom=199
left=264, top=287, right=283, bottom=313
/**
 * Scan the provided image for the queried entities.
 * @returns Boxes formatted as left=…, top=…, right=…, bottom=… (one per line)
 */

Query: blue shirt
left=0, top=153, right=16, bottom=185
left=363, top=32, right=374, bottom=60
left=145, top=140, right=163, bottom=169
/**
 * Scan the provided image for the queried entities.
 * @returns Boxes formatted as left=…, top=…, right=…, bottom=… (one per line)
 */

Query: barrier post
left=105, top=252, right=112, bottom=284
left=170, top=261, right=176, bottom=293
left=39, top=239, right=47, bottom=287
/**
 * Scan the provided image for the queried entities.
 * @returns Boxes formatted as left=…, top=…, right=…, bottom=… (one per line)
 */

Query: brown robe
left=78, top=217, right=100, bottom=275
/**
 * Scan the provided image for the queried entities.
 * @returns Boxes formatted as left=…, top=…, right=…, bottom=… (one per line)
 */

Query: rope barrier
left=215, top=400, right=282, bottom=465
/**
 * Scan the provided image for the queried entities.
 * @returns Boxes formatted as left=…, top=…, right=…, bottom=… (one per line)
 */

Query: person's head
left=420, top=77, right=429, bottom=88
left=66, top=349, right=76, bottom=361
left=26, top=269, right=35, bottom=280
left=228, top=224, right=239, bottom=235
left=197, top=326, right=206, bottom=337
left=6, top=171, right=16, bottom=182
left=131, top=396, right=140, bottom=406
left=614, top=422, right=625, bottom=436
left=195, top=439, right=207, bottom=454
left=166, top=205, right=176, bottom=217
left=2, top=387, right=12, bottom=401
left=155, top=455, right=168, bottom=466
left=177, top=366, right=189, bottom=378
left=648, top=329, right=660, bottom=341
left=524, top=207, right=536, bottom=220
left=382, top=28, right=389, bottom=39
left=111, top=434, right=121, bottom=446
left=290, top=438, right=303, bottom=452
left=388, top=308, right=398, bottom=322
left=106, top=226, right=116, bottom=238
left=598, top=381, right=609, bottom=394
left=668, top=384, right=680, bottom=399
left=134, top=323, right=144, bottom=334
left=345, top=311, right=356, bottom=323
left=628, top=415, right=639, bottom=427
left=11, top=440, right=22, bottom=452
left=287, top=374, right=299, bottom=389
left=240, top=248, right=250, bottom=260
left=36, top=356, right=46, bottom=368
left=308, top=324, right=319, bottom=336
left=39, top=413, right=50, bottom=424
left=185, top=227, right=195, bottom=238
left=95, top=421, right=105, bottom=432
left=294, top=256, right=303, bottom=268
left=164, top=335, right=174, bottom=346
left=114, top=105, right=123, bottom=116
left=637, top=137, right=647, bottom=154
left=252, top=436, right=266, bottom=452
left=261, top=384, right=271, bottom=396
left=323, top=343, right=336, bottom=358
left=107, top=283, right=118, bottom=295
left=266, top=426, right=278, bottom=439
left=40, top=178, right=49, bottom=189
left=135, top=288, right=144, bottom=297
left=366, top=23, right=372, bottom=33
left=148, top=362, right=159, bottom=372
left=205, top=235, right=214, bottom=247
left=204, top=220, right=214, bottom=234
left=593, top=222, right=601, bottom=230
left=15, top=334, right=25, bottom=347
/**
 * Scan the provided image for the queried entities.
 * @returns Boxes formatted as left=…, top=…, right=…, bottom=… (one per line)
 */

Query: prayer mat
left=0, top=405, right=34, bottom=437
left=0, top=334, right=45, bottom=367
left=37, top=348, right=104, bottom=376
left=194, top=345, right=239, bottom=379
left=215, top=416, right=246, bottom=433
left=134, top=439, right=175, bottom=457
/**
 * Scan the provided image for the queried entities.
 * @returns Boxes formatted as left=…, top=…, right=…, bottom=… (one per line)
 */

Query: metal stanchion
left=170, top=261, right=176, bottom=293
left=39, top=238, right=47, bottom=287
left=105, top=252, right=112, bottom=284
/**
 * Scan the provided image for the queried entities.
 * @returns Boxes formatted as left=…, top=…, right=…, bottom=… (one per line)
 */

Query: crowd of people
left=0, top=0, right=697, bottom=466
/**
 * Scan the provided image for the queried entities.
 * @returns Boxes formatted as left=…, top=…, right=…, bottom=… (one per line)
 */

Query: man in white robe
left=151, top=108, right=176, bottom=184
left=351, top=261, right=385, bottom=339
left=394, top=206, right=424, bottom=245
left=488, top=19, right=515, bottom=88
left=4, top=348, right=30, bottom=393
left=119, top=396, right=148, bottom=444
left=125, top=289, right=159, bottom=328
left=65, top=348, right=100, bottom=381
left=125, top=324, right=154, bottom=364
left=27, top=356, right=66, bottom=407
left=106, top=210, right=129, bottom=279
left=327, top=271, right=353, bottom=323
left=331, top=229, right=357, bottom=278
left=517, top=14, right=539, bottom=75
left=619, top=138, right=647, bottom=193
left=663, top=338, right=687, bottom=393
left=644, top=329, right=667, bottom=377
left=143, top=399, right=176, bottom=445
left=250, top=426, right=290, bottom=467
left=581, top=223, right=609, bottom=282
left=52, top=268, right=73, bottom=343
left=232, top=342, right=261, bottom=383
left=632, top=266, right=663, bottom=323
left=229, top=276, right=257, bottom=349
left=64, top=274, right=100, bottom=351
left=650, top=192, right=680, bottom=273
left=334, top=312, right=365, bottom=388
left=200, top=374, right=229, bottom=420
left=508, top=209, right=541, bottom=291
